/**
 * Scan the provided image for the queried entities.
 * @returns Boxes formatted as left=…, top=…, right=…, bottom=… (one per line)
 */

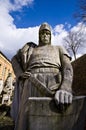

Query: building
left=0, top=51, right=15, bottom=94
left=72, top=54, right=86, bottom=95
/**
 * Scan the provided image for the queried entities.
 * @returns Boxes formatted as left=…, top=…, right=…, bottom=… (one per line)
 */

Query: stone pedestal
left=28, top=97, right=86, bottom=130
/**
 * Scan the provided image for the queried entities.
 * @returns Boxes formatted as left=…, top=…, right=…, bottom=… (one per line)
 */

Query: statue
left=2, top=73, right=14, bottom=105
left=11, top=22, right=73, bottom=130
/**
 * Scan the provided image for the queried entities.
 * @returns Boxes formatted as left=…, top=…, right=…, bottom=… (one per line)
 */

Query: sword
left=20, top=71, right=54, bottom=96
left=21, top=71, right=86, bottom=100
left=73, top=95, right=86, bottom=100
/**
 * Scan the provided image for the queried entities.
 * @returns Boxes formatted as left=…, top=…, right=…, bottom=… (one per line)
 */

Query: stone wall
left=72, top=54, right=86, bottom=96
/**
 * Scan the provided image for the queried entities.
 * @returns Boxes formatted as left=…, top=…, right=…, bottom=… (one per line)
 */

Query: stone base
left=28, top=97, right=86, bottom=130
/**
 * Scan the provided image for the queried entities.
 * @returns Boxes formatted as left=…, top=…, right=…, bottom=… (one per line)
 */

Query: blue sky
left=0, top=0, right=86, bottom=60
left=10, top=0, right=78, bottom=28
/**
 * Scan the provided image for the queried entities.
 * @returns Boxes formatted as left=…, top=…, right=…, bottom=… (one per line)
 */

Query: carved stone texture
left=28, top=97, right=86, bottom=130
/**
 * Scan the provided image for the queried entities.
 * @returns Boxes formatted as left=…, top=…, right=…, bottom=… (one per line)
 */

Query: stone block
left=28, top=97, right=86, bottom=130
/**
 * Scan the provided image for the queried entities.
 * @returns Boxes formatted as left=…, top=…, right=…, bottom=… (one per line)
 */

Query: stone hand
left=54, top=90, right=72, bottom=105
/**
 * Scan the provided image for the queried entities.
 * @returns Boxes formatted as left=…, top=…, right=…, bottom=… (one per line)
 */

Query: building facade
left=0, top=51, right=15, bottom=94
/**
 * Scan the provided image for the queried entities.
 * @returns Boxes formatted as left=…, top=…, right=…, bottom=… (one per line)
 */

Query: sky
left=0, top=0, right=86, bottom=60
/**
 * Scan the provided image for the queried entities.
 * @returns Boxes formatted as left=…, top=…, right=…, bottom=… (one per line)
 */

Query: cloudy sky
left=0, top=0, right=86, bottom=60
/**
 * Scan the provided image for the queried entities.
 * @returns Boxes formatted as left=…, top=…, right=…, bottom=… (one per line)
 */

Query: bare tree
left=74, top=0, right=86, bottom=23
left=63, top=25, right=85, bottom=60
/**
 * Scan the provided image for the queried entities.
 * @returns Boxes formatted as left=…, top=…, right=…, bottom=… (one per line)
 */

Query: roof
left=72, top=54, right=86, bottom=96
left=0, top=51, right=11, bottom=63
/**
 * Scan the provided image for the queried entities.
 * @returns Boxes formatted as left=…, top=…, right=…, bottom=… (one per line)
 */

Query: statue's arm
left=55, top=46, right=73, bottom=105
left=60, top=54, right=73, bottom=92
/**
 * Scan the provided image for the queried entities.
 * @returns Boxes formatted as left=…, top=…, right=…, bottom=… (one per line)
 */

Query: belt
left=27, top=67, right=59, bottom=73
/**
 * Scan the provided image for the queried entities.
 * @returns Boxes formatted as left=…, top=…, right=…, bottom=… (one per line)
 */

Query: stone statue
left=11, top=22, right=73, bottom=130
left=2, top=73, right=14, bottom=105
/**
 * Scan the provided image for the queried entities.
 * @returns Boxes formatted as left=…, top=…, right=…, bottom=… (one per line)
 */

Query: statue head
left=39, top=22, right=51, bottom=46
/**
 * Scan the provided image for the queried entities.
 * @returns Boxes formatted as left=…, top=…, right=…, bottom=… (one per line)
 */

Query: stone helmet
left=39, top=22, right=51, bottom=34
left=39, top=22, right=51, bottom=45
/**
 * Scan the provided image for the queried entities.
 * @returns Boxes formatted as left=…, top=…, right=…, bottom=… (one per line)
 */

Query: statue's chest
left=32, top=46, right=59, bottom=59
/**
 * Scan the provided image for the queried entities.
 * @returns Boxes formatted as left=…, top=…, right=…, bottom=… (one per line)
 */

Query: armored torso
left=28, top=45, right=62, bottom=70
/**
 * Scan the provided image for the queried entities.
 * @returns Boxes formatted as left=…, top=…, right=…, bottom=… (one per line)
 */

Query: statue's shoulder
left=11, top=42, right=37, bottom=77
left=55, top=45, right=65, bottom=50
left=56, top=45, right=71, bottom=60
left=55, top=45, right=67, bottom=53
left=11, top=42, right=37, bottom=72
left=53, top=45, right=64, bottom=51
left=20, top=42, right=37, bottom=53
left=16, top=42, right=37, bottom=58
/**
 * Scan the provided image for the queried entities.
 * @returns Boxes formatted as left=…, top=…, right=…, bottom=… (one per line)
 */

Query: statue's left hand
left=54, top=90, right=72, bottom=105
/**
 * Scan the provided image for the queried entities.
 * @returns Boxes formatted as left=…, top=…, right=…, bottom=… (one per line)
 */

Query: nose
left=43, top=33, right=47, bottom=37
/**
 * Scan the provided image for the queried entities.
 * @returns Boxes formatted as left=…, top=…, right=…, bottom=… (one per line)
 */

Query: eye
left=40, top=30, right=50, bottom=35
left=46, top=32, right=50, bottom=35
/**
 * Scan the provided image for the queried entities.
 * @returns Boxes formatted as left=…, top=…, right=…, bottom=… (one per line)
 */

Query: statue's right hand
left=54, top=90, right=72, bottom=105
left=54, top=90, right=72, bottom=112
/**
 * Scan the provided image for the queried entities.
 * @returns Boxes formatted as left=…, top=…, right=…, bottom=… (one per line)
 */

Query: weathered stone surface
left=28, top=97, right=86, bottom=130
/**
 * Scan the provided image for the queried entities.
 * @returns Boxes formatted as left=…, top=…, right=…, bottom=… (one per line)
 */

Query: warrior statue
left=11, top=22, right=73, bottom=130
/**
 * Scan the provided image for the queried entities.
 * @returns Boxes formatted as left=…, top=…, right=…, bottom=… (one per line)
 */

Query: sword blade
left=73, top=95, right=86, bottom=100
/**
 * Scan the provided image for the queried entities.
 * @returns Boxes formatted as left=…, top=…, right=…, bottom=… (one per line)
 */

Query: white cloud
left=52, top=24, right=68, bottom=45
left=0, top=0, right=86, bottom=60
left=0, top=0, right=34, bottom=11
left=70, top=22, right=86, bottom=56
left=0, top=0, right=36, bottom=59
left=14, top=0, right=33, bottom=6
left=10, top=0, right=34, bottom=11
left=53, top=24, right=65, bottom=34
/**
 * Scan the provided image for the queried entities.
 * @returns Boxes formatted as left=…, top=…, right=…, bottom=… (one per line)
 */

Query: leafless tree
left=74, top=0, right=86, bottom=23
left=63, top=25, right=85, bottom=60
